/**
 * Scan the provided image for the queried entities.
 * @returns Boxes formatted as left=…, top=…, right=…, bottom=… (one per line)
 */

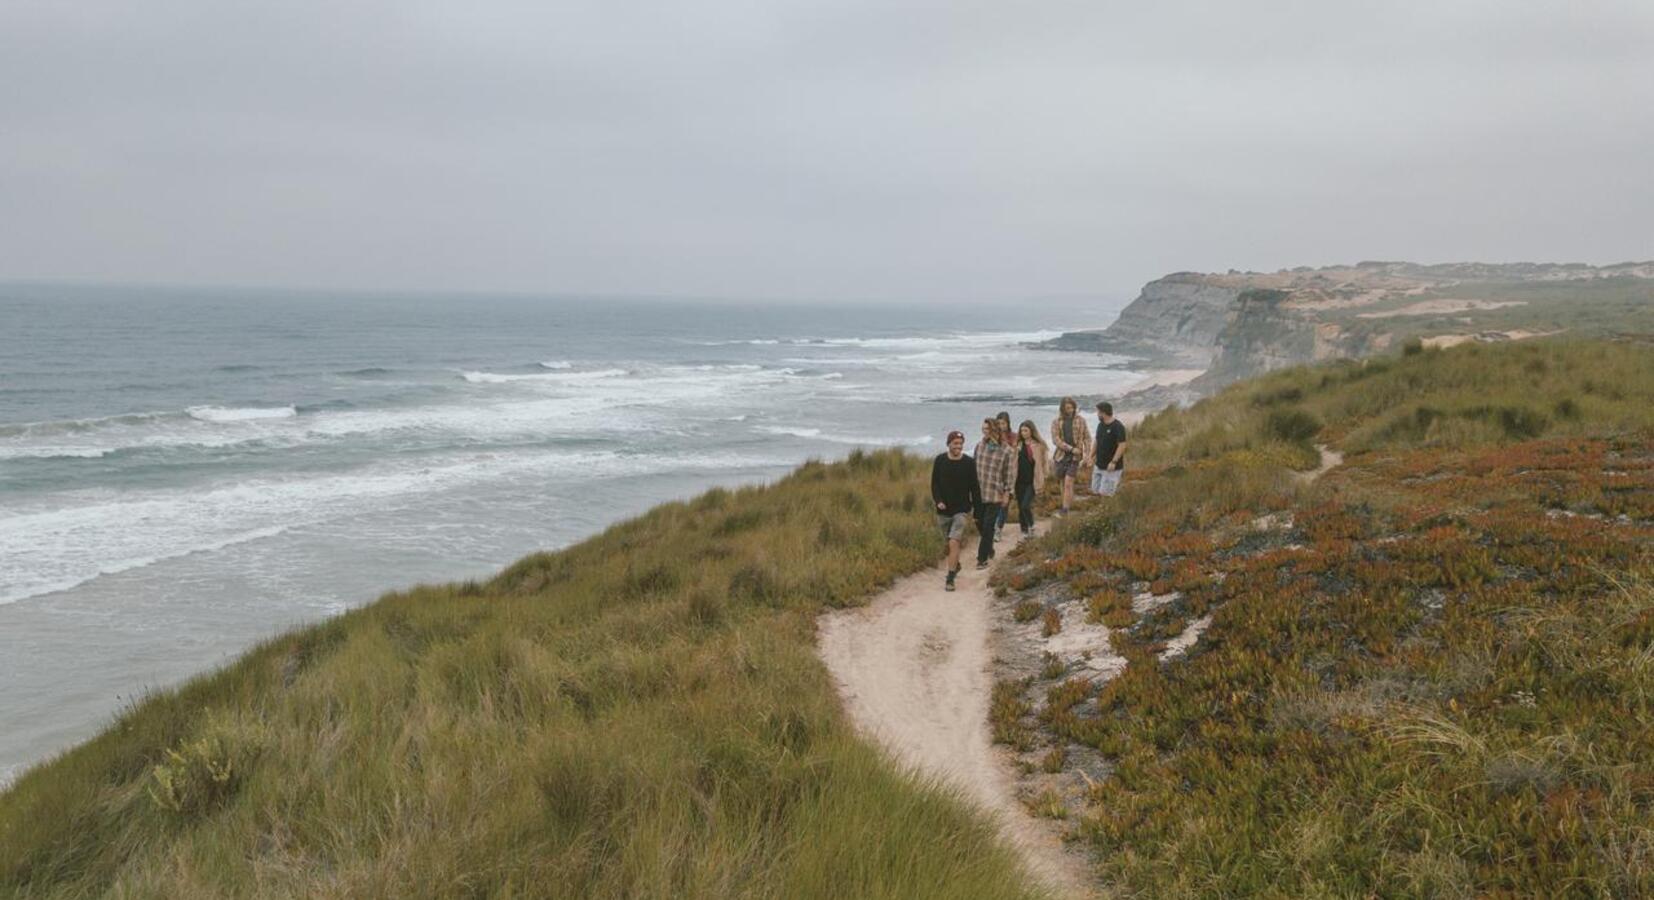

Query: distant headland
left=1042, top=260, right=1654, bottom=407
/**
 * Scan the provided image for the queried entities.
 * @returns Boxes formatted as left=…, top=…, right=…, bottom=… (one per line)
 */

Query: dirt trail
left=818, top=527, right=1095, bottom=898
left=1298, top=443, right=1344, bottom=482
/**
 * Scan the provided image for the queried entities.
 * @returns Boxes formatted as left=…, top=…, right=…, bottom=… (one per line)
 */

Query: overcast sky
left=2, top=1, right=1650, bottom=301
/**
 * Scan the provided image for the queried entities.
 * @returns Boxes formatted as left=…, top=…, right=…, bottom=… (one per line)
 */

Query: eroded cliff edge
left=1044, top=260, right=1654, bottom=403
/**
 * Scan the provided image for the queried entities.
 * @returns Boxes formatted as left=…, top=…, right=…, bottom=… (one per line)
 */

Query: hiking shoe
left=975, top=559, right=990, bottom=570
left=944, top=574, right=956, bottom=592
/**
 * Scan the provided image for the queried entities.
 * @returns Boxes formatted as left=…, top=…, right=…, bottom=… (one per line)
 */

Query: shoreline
left=0, top=358, right=1166, bottom=782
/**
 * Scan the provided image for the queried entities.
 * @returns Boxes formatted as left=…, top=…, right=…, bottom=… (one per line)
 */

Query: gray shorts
left=1053, top=456, right=1079, bottom=480
left=936, top=512, right=970, bottom=541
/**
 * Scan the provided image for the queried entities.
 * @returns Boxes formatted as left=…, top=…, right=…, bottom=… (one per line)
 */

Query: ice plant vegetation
left=993, top=337, right=1654, bottom=896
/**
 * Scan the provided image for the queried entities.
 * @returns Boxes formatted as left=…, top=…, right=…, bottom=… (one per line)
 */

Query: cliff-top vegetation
left=994, top=336, right=1654, bottom=896
left=0, top=450, right=1042, bottom=899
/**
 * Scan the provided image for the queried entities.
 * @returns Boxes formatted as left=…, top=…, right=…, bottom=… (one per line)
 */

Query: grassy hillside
left=0, top=450, right=1042, bottom=899
left=994, top=337, right=1654, bottom=896
left=1337, top=275, right=1654, bottom=346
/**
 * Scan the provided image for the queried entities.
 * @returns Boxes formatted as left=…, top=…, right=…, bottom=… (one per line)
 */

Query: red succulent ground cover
left=993, top=435, right=1653, bottom=896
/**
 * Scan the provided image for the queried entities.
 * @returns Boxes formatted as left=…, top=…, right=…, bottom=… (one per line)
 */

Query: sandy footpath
left=818, top=526, right=1096, bottom=898
left=817, top=447, right=1345, bottom=896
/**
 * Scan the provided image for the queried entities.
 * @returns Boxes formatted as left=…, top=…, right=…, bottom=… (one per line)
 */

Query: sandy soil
left=1421, top=328, right=1560, bottom=349
left=1297, top=443, right=1344, bottom=482
left=1355, top=298, right=1525, bottom=319
left=1123, top=368, right=1204, bottom=393
left=818, top=526, right=1097, bottom=898
left=815, top=447, right=1351, bottom=896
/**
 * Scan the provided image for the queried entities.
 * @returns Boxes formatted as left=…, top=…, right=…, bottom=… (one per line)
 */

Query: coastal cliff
left=1044, top=260, right=1654, bottom=398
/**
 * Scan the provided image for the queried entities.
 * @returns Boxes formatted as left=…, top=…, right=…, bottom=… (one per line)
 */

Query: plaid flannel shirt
left=974, top=439, right=1014, bottom=505
left=1050, top=413, right=1091, bottom=463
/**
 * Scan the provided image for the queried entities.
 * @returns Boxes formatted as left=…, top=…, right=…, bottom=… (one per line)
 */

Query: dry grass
left=0, top=449, right=1044, bottom=899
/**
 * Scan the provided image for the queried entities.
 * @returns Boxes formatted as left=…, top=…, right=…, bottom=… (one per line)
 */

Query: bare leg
left=1061, top=475, right=1074, bottom=512
left=945, top=538, right=960, bottom=572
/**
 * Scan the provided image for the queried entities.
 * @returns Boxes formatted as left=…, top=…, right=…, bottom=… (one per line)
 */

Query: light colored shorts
left=936, top=512, right=970, bottom=541
left=1091, top=467, right=1122, bottom=496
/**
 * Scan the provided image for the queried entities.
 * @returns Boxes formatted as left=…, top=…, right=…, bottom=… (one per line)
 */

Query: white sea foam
left=0, top=447, right=794, bottom=606
left=186, top=405, right=298, bottom=423
left=753, top=425, right=929, bottom=446
left=758, top=425, right=822, bottom=438
left=459, top=367, right=629, bottom=384
left=0, top=446, right=115, bottom=460
left=538, top=360, right=573, bottom=369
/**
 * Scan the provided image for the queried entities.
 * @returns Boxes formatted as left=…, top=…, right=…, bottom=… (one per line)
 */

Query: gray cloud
left=2, top=0, right=1650, bottom=300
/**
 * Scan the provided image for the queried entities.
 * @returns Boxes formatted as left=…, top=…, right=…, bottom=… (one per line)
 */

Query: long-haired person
left=972, top=417, right=1014, bottom=569
left=992, top=410, right=1013, bottom=540
left=1013, top=420, right=1050, bottom=535
left=1049, top=396, right=1091, bottom=516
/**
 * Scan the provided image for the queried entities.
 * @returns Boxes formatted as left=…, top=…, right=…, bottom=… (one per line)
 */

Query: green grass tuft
left=0, top=448, right=1044, bottom=899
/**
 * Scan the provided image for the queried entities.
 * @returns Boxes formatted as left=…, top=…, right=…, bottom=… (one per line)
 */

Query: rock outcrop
left=1041, top=260, right=1654, bottom=398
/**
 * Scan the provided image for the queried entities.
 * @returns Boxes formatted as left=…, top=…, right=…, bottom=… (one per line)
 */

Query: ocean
left=0, top=283, right=1134, bottom=781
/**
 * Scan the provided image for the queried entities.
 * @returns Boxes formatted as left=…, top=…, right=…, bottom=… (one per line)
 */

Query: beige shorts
left=936, top=512, right=970, bottom=541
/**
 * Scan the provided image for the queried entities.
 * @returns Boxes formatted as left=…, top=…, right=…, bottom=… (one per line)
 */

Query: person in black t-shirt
left=1088, top=401, right=1128, bottom=497
left=930, top=429, right=979, bottom=591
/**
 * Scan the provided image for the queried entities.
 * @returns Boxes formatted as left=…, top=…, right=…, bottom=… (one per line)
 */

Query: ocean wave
left=186, top=405, right=298, bottom=423
left=459, top=368, right=628, bottom=384
left=0, top=447, right=796, bottom=606
left=0, top=411, right=168, bottom=438
left=538, top=360, right=573, bottom=369
left=0, top=524, right=293, bottom=607
left=339, top=367, right=396, bottom=377
left=0, top=446, right=115, bottom=460
left=757, top=425, right=822, bottom=438
left=754, top=425, right=930, bottom=446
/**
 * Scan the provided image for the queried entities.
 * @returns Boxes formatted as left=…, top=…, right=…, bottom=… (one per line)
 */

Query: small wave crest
left=0, top=446, right=115, bottom=461
left=754, top=424, right=930, bottom=446
left=186, top=405, right=298, bottom=423
left=538, top=360, right=573, bottom=370
left=460, top=368, right=628, bottom=384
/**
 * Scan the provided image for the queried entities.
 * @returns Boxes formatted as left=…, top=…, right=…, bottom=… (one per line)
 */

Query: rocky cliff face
left=1040, top=260, right=1654, bottom=399
left=1038, top=274, right=1243, bottom=367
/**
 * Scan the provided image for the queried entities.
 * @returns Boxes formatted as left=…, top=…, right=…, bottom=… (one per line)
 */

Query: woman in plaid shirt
left=973, top=417, right=1015, bottom=568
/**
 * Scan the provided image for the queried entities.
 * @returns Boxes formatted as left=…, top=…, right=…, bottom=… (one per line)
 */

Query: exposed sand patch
left=818, top=527, right=1097, bottom=898
left=1296, top=444, right=1344, bottom=483
left=1355, top=298, right=1525, bottom=319
left=1421, top=329, right=1561, bottom=349
left=1159, top=616, right=1213, bottom=662
left=1124, top=368, right=1204, bottom=393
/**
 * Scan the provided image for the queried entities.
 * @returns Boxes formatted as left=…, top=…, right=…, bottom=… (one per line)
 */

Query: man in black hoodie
left=930, top=429, right=979, bottom=592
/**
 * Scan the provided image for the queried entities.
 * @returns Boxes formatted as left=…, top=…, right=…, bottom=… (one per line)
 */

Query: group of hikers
left=930, top=397, right=1128, bottom=592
